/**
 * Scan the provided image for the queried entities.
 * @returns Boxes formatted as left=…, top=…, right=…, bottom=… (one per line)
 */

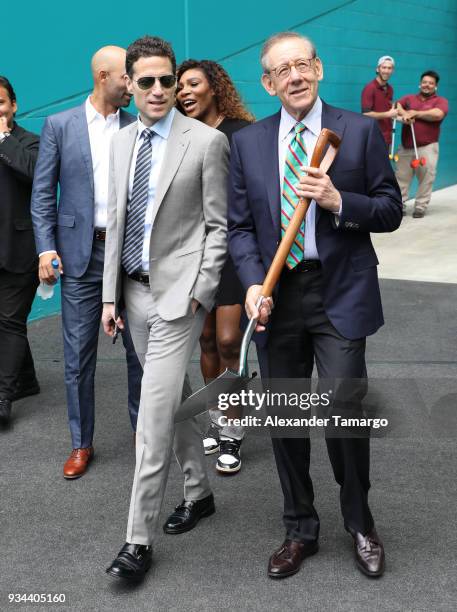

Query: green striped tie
left=281, top=122, right=307, bottom=269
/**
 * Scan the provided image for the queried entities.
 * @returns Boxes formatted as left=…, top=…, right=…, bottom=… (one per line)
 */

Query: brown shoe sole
left=63, top=452, right=94, bottom=479
left=355, top=557, right=385, bottom=578
left=268, top=543, right=319, bottom=579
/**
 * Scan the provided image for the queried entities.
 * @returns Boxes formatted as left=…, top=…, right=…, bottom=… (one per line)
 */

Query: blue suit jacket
left=31, top=103, right=135, bottom=277
left=228, top=101, right=402, bottom=344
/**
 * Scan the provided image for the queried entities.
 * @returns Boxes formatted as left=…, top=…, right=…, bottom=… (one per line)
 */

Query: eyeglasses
left=267, top=58, right=316, bottom=80
left=133, top=75, right=177, bottom=90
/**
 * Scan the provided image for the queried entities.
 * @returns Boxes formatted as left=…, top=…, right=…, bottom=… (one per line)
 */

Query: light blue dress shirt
left=128, top=107, right=176, bottom=272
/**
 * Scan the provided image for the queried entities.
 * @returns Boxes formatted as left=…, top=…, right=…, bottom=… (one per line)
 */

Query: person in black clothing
left=176, top=60, right=254, bottom=473
left=0, top=76, right=40, bottom=425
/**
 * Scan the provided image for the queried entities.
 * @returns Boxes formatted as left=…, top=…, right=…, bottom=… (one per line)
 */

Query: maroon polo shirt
left=361, top=78, right=394, bottom=144
left=398, top=93, right=449, bottom=148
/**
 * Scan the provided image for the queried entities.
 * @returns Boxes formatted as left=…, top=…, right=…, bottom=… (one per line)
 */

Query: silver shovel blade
left=175, top=312, right=259, bottom=423
left=175, top=369, right=255, bottom=423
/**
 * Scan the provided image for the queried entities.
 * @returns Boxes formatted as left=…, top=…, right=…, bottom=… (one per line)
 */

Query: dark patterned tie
left=121, top=128, right=154, bottom=274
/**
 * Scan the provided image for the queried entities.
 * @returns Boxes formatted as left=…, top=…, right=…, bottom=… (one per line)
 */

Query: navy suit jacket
left=31, top=103, right=135, bottom=278
left=228, top=101, right=402, bottom=344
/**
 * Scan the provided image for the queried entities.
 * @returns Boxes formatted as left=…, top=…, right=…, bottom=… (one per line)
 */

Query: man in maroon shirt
left=361, top=55, right=397, bottom=146
left=396, top=70, right=448, bottom=218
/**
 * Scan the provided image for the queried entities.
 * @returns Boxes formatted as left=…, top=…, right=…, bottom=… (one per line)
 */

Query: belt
left=286, top=259, right=321, bottom=273
left=94, top=228, right=106, bottom=241
left=128, top=270, right=150, bottom=285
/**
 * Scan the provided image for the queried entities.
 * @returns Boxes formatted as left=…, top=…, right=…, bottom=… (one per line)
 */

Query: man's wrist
left=332, top=193, right=342, bottom=214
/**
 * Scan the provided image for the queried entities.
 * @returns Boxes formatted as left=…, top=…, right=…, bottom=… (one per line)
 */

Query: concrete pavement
left=372, top=184, right=457, bottom=284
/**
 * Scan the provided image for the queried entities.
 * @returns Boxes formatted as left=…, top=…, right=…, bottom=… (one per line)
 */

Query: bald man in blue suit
left=31, top=46, right=142, bottom=479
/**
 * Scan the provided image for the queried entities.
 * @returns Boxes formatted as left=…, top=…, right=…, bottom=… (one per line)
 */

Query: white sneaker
left=216, top=438, right=242, bottom=474
left=203, top=426, right=220, bottom=455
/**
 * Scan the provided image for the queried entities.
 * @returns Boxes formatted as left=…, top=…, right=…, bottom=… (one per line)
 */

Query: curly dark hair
left=0, top=76, right=16, bottom=103
left=421, top=70, right=440, bottom=84
left=176, top=59, right=254, bottom=122
left=126, top=35, right=176, bottom=78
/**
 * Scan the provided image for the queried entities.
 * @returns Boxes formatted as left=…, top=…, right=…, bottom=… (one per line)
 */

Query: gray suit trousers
left=124, top=276, right=211, bottom=545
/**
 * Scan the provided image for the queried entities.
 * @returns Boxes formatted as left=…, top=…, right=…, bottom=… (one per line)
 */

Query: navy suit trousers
left=60, top=239, right=142, bottom=448
left=258, top=267, right=374, bottom=540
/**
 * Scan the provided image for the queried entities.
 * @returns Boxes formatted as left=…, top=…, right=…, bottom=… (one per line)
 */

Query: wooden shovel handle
left=260, top=128, right=341, bottom=298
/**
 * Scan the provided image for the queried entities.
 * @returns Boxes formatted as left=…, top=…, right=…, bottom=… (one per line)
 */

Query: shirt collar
left=85, top=96, right=119, bottom=124
left=374, top=78, right=389, bottom=90
left=136, top=107, right=176, bottom=140
left=279, top=97, right=322, bottom=141
left=417, top=92, right=437, bottom=101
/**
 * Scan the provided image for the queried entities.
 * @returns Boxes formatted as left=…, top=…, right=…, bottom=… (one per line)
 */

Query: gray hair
left=260, top=32, right=317, bottom=72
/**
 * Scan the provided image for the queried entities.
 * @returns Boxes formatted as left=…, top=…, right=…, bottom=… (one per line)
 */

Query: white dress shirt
left=85, top=97, right=120, bottom=229
left=278, top=97, right=340, bottom=261
left=128, top=108, right=175, bottom=273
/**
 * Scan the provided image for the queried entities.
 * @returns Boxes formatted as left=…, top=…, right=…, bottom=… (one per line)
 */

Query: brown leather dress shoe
left=352, top=529, right=385, bottom=577
left=268, top=539, right=318, bottom=579
left=63, top=447, right=94, bottom=479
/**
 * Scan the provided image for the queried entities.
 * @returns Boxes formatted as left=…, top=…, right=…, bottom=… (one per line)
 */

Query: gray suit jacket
left=102, top=110, right=229, bottom=321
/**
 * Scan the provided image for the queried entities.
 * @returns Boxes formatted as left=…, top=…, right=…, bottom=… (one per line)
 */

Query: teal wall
left=4, top=0, right=455, bottom=320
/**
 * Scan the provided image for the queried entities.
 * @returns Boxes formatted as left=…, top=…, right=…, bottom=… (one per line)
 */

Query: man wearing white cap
left=361, top=56, right=396, bottom=146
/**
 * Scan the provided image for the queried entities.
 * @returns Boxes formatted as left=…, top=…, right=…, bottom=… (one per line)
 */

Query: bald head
left=91, top=46, right=126, bottom=81
left=90, top=45, right=131, bottom=111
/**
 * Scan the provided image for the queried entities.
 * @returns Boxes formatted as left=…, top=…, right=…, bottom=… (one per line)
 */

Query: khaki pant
left=395, top=142, right=439, bottom=212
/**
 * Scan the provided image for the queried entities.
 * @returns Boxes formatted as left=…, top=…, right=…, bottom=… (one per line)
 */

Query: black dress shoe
left=163, top=494, right=215, bottom=534
left=351, top=529, right=385, bottom=577
left=0, top=398, right=12, bottom=425
left=11, top=378, right=40, bottom=402
left=106, top=543, right=152, bottom=581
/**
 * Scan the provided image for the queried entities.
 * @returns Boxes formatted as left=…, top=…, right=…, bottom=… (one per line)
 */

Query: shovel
left=410, top=122, right=426, bottom=168
left=389, top=119, right=398, bottom=162
left=175, top=128, right=342, bottom=423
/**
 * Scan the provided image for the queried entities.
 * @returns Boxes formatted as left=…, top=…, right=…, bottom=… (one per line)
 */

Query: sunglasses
left=133, top=75, right=177, bottom=90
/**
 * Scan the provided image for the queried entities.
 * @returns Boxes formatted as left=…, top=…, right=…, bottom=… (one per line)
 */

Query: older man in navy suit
left=31, top=46, right=142, bottom=478
left=228, top=32, right=402, bottom=579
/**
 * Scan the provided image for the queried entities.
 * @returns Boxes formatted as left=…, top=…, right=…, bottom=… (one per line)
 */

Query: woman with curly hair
left=176, top=59, right=254, bottom=475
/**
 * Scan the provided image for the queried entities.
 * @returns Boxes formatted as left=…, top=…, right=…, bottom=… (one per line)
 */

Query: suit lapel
left=259, top=112, right=281, bottom=237
left=318, top=101, right=347, bottom=226
left=73, top=103, right=94, bottom=195
left=151, top=112, right=190, bottom=226
left=321, top=100, right=346, bottom=142
left=119, top=108, right=135, bottom=128
left=116, top=122, right=138, bottom=227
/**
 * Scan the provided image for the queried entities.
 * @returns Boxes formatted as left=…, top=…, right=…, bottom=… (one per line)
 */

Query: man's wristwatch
left=0, top=131, right=11, bottom=143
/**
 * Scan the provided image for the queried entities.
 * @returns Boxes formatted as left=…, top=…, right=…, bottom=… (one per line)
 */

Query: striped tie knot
left=142, top=128, right=154, bottom=141
left=294, top=122, right=306, bottom=135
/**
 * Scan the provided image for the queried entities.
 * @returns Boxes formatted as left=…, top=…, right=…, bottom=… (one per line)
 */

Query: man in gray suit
left=31, top=46, right=142, bottom=478
left=102, top=36, right=229, bottom=581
